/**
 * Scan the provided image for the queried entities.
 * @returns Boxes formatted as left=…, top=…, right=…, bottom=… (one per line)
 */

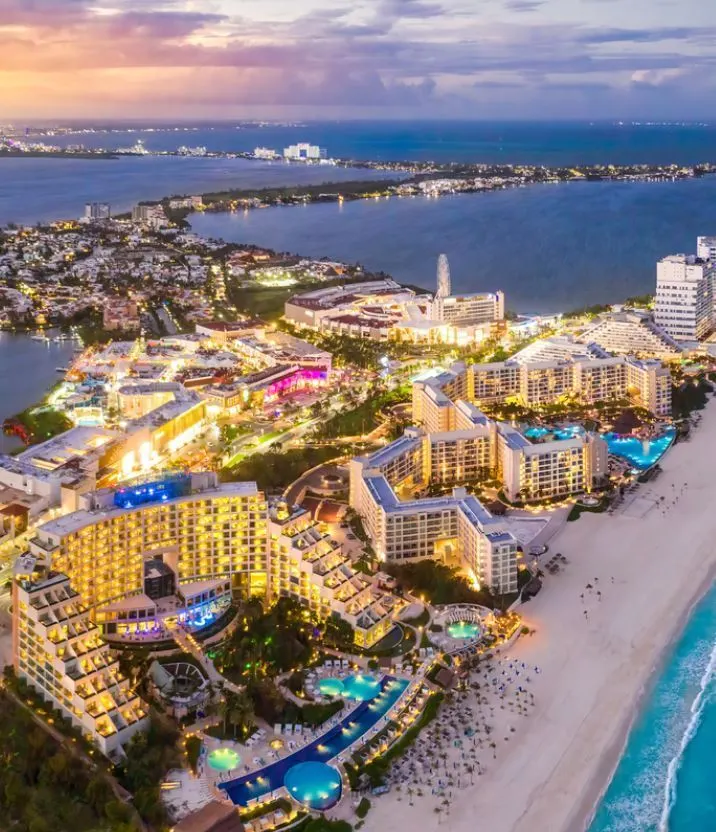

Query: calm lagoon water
left=191, top=176, right=716, bottom=313
left=0, top=156, right=393, bottom=226
left=0, top=331, right=76, bottom=453
left=47, top=121, right=716, bottom=166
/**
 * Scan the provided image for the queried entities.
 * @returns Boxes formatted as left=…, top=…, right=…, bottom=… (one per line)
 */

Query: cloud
left=1, top=0, right=715, bottom=118
left=503, top=0, right=545, bottom=12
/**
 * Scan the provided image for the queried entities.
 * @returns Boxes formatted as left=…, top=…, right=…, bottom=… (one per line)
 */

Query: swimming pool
left=317, top=678, right=345, bottom=697
left=524, top=425, right=585, bottom=441
left=603, top=428, right=676, bottom=471
left=283, top=761, right=342, bottom=810
left=447, top=621, right=480, bottom=640
left=208, top=747, right=240, bottom=772
left=342, top=674, right=381, bottom=701
left=219, top=676, right=409, bottom=806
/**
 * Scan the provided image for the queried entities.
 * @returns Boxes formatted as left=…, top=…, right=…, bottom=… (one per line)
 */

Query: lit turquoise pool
left=317, top=678, right=345, bottom=697
left=208, top=747, right=240, bottom=772
left=525, top=425, right=585, bottom=441
left=603, top=428, right=676, bottom=471
left=342, top=674, right=381, bottom=701
left=447, top=621, right=480, bottom=640
left=220, top=676, right=408, bottom=806
left=284, top=761, right=342, bottom=810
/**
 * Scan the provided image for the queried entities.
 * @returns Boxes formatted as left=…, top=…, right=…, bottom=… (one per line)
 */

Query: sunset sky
left=2, top=0, right=715, bottom=120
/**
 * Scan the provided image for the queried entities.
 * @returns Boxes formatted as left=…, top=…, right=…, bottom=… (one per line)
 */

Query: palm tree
left=221, top=688, right=255, bottom=739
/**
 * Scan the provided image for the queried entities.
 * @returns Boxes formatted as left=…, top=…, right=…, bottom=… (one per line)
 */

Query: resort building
left=497, top=424, right=608, bottom=502
left=283, top=143, right=326, bottom=160
left=115, top=381, right=187, bottom=420
left=654, top=253, right=716, bottom=342
left=349, top=453, right=518, bottom=594
left=116, top=395, right=207, bottom=476
left=0, top=426, right=122, bottom=516
left=28, top=472, right=269, bottom=637
left=696, top=236, right=716, bottom=261
left=414, top=354, right=673, bottom=418
left=434, top=291, right=505, bottom=328
left=431, top=254, right=505, bottom=328
left=268, top=502, right=401, bottom=648
left=23, top=472, right=403, bottom=649
left=578, top=311, right=683, bottom=359
left=12, top=568, right=148, bottom=755
left=511, top=335, right=609, bottom=364
left=284, top=279, right=502, bottom=346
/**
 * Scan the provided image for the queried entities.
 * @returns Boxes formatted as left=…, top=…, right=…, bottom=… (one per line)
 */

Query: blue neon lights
left=113, top=474, right=191, bottom=509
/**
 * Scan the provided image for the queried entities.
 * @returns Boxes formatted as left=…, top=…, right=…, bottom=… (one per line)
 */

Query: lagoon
left=190, top=176, right=716, bottom=313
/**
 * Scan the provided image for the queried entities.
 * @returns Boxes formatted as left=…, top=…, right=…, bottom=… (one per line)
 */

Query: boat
left=31, top=334, right=49, bottom=341
left=56, top=367, right=69, bottom=373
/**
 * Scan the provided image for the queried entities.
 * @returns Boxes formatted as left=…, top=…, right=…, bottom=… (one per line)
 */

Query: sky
left=1, top=0, right=715, bottom=120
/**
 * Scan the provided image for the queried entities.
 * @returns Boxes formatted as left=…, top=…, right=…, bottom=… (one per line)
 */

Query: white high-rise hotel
left=655, top=239, right=716, bottom=342
left=432, top=254, right=505, bottom=328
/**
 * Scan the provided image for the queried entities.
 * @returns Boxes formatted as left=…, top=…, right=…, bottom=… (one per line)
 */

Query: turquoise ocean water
left=590, top=581, right=716, bottom=832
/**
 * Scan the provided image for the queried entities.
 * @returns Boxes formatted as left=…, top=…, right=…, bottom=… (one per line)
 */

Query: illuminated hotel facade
left=348, top=363, right=619, bottom=584
left=349, top=421, right=520, bottom=595
left=13, top=570, right=148, bottom=755
left=24, top=473, right=397, bottom=649
left=29, top=473, right=269, bottom=638
left=414, top=354, right=672, bottom=422
left=269, top=502, right=401, bottom=647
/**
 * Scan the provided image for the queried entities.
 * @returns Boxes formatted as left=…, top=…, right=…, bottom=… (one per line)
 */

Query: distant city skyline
left=1, top=0, right=715, bottom=120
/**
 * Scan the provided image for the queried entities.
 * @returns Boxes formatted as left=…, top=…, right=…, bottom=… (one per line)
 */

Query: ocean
left=44, top=120, right=716, bottom=166
left=589, top=581, right=716, bottom=832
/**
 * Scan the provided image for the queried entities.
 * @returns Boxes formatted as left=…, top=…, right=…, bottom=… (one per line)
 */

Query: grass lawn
left=220, top=446, right=343, bottom=491
left=317, top=388, right=411, bottom=439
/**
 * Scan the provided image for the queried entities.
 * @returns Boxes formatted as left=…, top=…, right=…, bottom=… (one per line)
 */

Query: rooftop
left=36, top=481, right=261, bottom=538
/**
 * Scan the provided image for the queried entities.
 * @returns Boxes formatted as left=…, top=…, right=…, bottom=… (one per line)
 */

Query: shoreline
left=570, top=560, right=716, bottom=832
left=366, top=397, right=716, bottom=832
left=179, top=168, right=716, bottom=223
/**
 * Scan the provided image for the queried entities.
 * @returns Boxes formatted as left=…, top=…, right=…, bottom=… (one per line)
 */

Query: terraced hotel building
left=13, top=570, right=148, bottom=755
left=25, top=472, right=395, bottom=649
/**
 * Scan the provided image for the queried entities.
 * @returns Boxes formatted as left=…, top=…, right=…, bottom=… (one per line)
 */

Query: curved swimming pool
left=220, top=676, right=408, bottom=806
left=317, top=678, right=345, bottom=697
left=603, top=427, right=676, bottom=471
left=342, top=674, right=382, bottom=701
left=284, top=761, right=342, bottom=810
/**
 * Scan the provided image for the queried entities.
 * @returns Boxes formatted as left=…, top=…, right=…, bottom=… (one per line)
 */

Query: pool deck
left=192, top=664, right=433, bottom=810
left=217, top=674, right=412, bottom=806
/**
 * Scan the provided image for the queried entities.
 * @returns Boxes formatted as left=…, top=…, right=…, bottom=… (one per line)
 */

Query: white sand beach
left=366, top=401, right=716, bottom=832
